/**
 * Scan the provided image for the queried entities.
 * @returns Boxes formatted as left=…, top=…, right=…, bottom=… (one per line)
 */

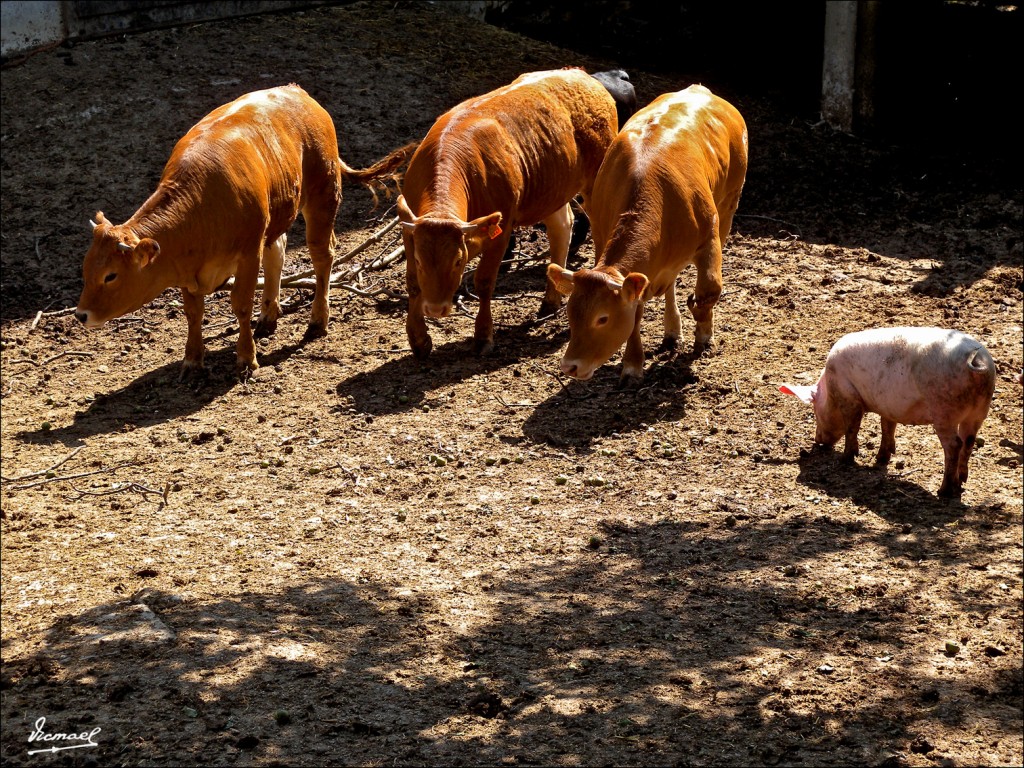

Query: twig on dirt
left=30, top=311, right=43, bottom=330
left=42, top=306, right=77, bottom=317
left=336, top=281, right=405, bottom=300
left=8, top=462, right=138, bottom=490
left=525, top=360, right=593, bottom=400
left=333, top=216, right=402, bottom=267
left=66, top=480, right=168, bottom=503
left=320, top=463, right=360, bottom=480
left=364, top=244, right=407, bottom=271
left=0, top=446, right=86, bottom=483
left=493, top=394, right=536, bottom=409
left=736, top=213, right=803, bottom=236
left=45, top=350, right=94, bottom=365
left=224, top=218, right=405, bottom=291
left=7, top=350, right=95, bottom=368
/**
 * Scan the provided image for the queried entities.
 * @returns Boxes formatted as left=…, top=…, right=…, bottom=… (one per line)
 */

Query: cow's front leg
left=255, top=233, right=286, bottom=339
left=231, top=257, right=261, bottom=376
left=619, top=302, right=646, bottom=387
left=687, top=234, right=723, bottom=354
left=180, top=287, right=206, bottom=378
left=539, top=202, right=573, bottom=318
left=472, top=241, right=507, bottom=355
left=405, top=249, right=432, bottom=360
left=657, top=278, right=683, bottom=354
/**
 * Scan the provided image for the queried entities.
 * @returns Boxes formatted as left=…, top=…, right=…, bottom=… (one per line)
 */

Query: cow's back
left=157, top=84, right=340, bottom=248
left=591, top=86, right=747, bottom=267
left=402, top=68, right=617, bottom=225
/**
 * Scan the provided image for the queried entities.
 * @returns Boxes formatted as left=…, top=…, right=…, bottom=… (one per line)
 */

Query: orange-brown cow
left=396, top=68, right=618, bottom=359
left=548, top=84, right=748, bottom=385
left=75, top=84, right=416, bottom=377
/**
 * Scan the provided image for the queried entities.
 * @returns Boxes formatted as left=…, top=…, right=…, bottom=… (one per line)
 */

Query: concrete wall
left=1, top=1, right=335, bottom=59
left=1, top=2, right=65, bottom=57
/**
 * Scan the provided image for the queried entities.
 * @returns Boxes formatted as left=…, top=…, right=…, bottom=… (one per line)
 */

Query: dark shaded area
left=488, top=0, right=1023, bottom=147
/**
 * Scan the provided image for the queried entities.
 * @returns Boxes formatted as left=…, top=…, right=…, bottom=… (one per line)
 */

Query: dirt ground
left=1, top=2, right=1022, bottom=766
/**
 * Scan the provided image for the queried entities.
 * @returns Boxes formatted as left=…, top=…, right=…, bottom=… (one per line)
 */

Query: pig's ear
left=779, top=383, right=817, bottom=404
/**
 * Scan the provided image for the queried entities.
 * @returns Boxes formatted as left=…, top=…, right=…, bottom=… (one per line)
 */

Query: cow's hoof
left=236, top=358, right=259, bottom=378
left=656, top=336, right=679, bottom=356
left=411, top=338, right=433, bottom=361
left=179, top=360, right=207, bottom=381
left=692, top=337, right=716, bottom=356
left=254, top=316, right=278, bottom=339
left=937, top=483, right=963, bottom=500
left=303, top=322, right=328, bottom=342
left=472, top=337, right=494, bottom=356
left=617, top=373, right=643, bottom=390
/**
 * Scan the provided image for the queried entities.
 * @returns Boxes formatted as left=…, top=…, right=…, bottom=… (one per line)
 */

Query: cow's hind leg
left=231, top=251, right=262, bottom=376
left=255, top=233, right=286, bottom=339
left=686, top=231, right=723, bottom=354
left=539, top=202, right=573, bottom=318
left=302, top=178, right=342, bottom=340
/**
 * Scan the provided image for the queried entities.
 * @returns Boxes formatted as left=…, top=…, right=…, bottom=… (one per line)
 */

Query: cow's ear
left=396, top=195, right=418, bottom=226
left=779, top=383, right=817, bottom=404
left=463, top=211, right=503, bottom=249
left=133, top=238, right=161, bottom=268
left=620, top=272, right=648, bottom=303
left=547, top=264, right=575, bottom=296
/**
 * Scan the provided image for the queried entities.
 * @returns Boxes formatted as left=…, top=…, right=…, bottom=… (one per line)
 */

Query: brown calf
left=396, top=67, right=617, bottom=359
left=75, top=84, right=416, bottom=376
left=549, top=85, right=748, bottom=385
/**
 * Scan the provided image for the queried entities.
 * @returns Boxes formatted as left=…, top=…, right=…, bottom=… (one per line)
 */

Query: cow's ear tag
left=488, top=224, right=502, bottom=240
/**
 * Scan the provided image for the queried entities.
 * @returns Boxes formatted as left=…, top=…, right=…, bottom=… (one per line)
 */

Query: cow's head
left=779, top=372, right=845, bottom=446
left=397, top=195, right=501, bottom=318
left=547, top=264, right=648, bottom=381
left=75, top=211, right=163, bottom=328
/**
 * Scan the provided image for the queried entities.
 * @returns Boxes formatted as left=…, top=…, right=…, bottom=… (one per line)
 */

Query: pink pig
left=780, top=327, right=996, bottom=498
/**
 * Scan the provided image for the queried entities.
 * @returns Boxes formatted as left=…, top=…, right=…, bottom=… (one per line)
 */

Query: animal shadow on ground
left=334, top=314, right=568, bottom=416
left=794, top=445, right=973, bottom=525
left=15, top=341, right=306, bottom=445
left=521, top=349, right=699, bottom=447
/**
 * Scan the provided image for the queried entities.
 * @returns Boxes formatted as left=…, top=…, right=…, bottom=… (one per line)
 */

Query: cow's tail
left=339, top=140, right=420, bottom=207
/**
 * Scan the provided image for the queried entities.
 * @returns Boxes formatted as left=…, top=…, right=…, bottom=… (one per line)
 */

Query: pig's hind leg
left=955, top=417, right=985, bottom=486
left=934, top=423, right=965, bottom=498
